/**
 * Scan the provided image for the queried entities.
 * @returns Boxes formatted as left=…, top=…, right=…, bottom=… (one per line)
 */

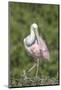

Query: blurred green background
left=9, top=2, right=59, bottom=87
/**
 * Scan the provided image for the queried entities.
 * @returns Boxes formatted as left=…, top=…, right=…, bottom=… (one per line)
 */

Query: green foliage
left=9, top=2, right=59, bottom=87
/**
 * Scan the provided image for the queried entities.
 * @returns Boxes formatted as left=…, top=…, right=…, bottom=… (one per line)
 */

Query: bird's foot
left=35, top=75, right=39, bottom=80
left=22, top=70, right=28, bottom=80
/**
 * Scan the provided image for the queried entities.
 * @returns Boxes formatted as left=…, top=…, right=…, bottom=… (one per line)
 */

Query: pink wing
left=24, top=37, right=49, bottom=60
left=39, top=36, right=49, bottom=60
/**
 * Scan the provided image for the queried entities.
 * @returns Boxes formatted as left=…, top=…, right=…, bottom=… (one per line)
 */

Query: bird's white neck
left=30, top=28, right=35, bottom=37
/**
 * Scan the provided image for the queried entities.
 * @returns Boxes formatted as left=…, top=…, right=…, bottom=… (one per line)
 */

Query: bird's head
left=31, top=23, right=38, bottom=32
left=30, top=23, right=39, bottom=41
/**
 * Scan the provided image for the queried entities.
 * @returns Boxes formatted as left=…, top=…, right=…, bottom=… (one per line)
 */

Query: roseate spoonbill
left=24, top=23, right=49, bottom=78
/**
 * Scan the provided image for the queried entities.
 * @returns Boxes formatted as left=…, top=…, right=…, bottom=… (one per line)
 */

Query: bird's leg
left=28, top=63, right=36, bottom=72
left=35, top=59, right=39, bottom=78
left=23, top=70, right=28, bottom=80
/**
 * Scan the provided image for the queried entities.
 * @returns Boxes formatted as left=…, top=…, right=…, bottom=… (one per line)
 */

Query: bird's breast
left=26, top=35, right=36, bottom=47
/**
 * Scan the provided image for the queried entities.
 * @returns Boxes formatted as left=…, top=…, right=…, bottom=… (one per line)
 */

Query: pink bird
left=24, top=23, right=49, bottom=78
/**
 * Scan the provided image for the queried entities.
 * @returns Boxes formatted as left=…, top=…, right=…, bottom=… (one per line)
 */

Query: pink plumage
left=24, top=23, right=49, bottom=60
